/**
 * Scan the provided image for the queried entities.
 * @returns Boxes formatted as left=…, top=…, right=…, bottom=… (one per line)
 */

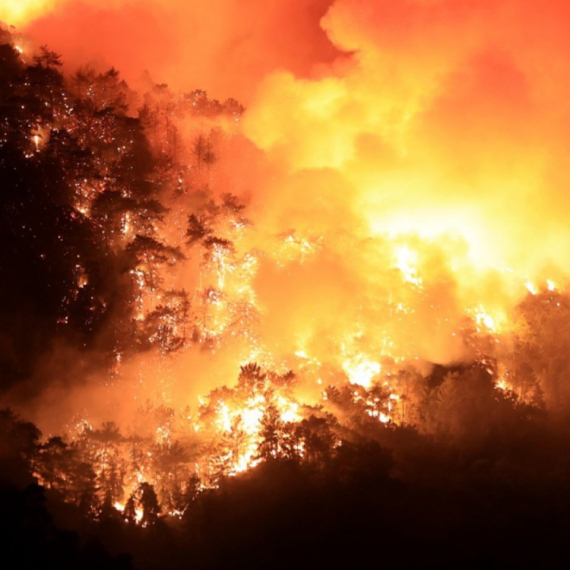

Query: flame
left=472, top=306, right=502, bottom=334
left=525, top=281, right=537, bottom=296
left=343, top=357, right=381, bottom=388
left=0, top=0, right=62, bottom=26
left=394, top=245, right=422, bottom=287
left=10, top=0, right=570, bottom=523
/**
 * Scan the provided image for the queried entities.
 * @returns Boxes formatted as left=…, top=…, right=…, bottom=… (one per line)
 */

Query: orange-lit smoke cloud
left=4, top=0, right=340, bottom=103
left=8, top=0, right=570, bottom=424
left=241, top=0, right=570, bottom=364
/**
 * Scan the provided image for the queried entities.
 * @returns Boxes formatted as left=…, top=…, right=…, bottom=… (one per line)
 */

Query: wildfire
left=525, top=281, right=537, bottom=296
left=0, top=1, right=57, bottom=26
left=394, top=244, right=422, bottom=287
left=6, top=0, right=570, bottom=531
left=343, top=356, right=381, bottom=388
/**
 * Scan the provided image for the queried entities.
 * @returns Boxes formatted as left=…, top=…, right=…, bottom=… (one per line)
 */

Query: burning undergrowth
left=3, top=3, right=570, bottom=565
left=1, top=19, right=570, bottom=492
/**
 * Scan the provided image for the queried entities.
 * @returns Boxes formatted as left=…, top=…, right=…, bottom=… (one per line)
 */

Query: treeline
left=0, top=26, right=247, bottom=394
left=5, top=26, right=570, bottom=568
left=3, top=378, right=570, bottom=569
left=0, top=358, right=539, bottom=524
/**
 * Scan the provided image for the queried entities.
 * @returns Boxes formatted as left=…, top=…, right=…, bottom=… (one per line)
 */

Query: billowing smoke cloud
left=239, top=0, right=570, bottom=369
left=4, top=0, right=340, bottom=103
left=245, top=0, right=570, bottom=271
left=5, top=0, right=570, bottom=430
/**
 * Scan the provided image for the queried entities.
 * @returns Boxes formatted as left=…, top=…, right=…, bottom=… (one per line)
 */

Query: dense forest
left=3, top=25, right=570, bottom=569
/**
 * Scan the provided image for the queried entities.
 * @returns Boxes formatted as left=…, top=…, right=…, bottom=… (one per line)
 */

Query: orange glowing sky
left=3, top=0, right=341, bottom=103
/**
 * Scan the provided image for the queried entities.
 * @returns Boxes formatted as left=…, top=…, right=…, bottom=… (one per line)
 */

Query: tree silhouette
left=33, top=45, right=62, bottom=69
left=139, top=482, right=161, bottom=526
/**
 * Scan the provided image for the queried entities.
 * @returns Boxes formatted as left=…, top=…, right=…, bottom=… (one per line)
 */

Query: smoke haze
left=4, top=0, right=570, bottom=430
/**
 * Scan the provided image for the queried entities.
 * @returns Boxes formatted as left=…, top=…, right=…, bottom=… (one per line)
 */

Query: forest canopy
left=2, top=16, right=570, bottom=570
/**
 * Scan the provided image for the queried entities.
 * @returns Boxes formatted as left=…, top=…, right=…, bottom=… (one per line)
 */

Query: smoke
left=245, top=0, right=570, bottom=275
left=240, top=0, right=570, bottom=367
left=5, top=0, right=570, bottom=431
left=6, top=0, right=341, bottom=103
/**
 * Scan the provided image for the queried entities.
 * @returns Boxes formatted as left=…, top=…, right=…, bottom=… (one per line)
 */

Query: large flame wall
left=4, top=0, right=570, bottom=430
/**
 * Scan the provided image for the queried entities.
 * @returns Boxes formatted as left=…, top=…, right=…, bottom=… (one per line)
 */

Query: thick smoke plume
left=4, top=0, right=570, bottom=435
left=6, top=9, right=570, bottom=565
left=4, top=0, right=340, bottom=103
left=230, top=0, right=570, bottom=374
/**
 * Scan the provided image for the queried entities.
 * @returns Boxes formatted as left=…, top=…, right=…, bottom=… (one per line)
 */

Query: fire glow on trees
left=4, top=0, right=570, bottom=536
